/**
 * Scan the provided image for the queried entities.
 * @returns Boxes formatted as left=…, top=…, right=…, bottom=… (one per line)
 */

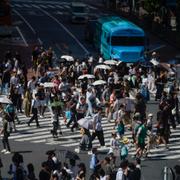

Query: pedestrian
left=108, top=132, right=119, bottom=167
left=23, top=89, right=31, bottom=117
left=103, top=157, right=113, bottom=179
left=76, top=162, right=86, bottom=180
left=27, top=94, right=40, bottom=128
left=66, top=96, right=78, bottom=132
left=76, top=96, right=88, bottom=120
left=50, top=95, right=62, bottom=138
left=135, top=120, right=147, bottom=158
left=39, top=161, right=51, bottom=180
left=119, top=137, right=129, bottom=160
left=27, top=163, right=37, bottom=180
left=174, top=165, right=180, bottom=180
left=0, top=111, right=11, bottom=154
left=89, top=147, right=101, bottom=174
left=91, top=106, right=105, bottom=148
left=78, top=128, right=91, bottom=152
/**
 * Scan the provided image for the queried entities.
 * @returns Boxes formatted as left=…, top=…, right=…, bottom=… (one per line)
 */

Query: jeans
left=2, top=134, right=11, bottom=151
left=1, top=83, right=9, bottom=95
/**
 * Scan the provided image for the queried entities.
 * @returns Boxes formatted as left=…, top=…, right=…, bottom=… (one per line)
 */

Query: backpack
left=121, top=145, right=128, bottom=157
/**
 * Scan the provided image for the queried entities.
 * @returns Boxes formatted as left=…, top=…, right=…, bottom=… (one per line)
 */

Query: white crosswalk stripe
left=3, top=111, right=180, bottom=160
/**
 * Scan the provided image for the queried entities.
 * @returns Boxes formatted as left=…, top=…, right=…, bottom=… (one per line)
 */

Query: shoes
left=40, top=115, right=43, bottom=118
left=4, top=151, right=11, bottom=154
left=27, top=122, right=30, bottom=127
left=71, top=128, right=74, bottom=132
left=74, top=148, right=80, bottom=153
left=36, top=125, right=40, bottom=128
left=88, top=151, right=92, bottom=155
left=1, top=149, right=6, bottom=153
left=59, top=131, right=62, bottom=135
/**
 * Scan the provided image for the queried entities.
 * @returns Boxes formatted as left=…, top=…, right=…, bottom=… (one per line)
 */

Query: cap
left=148, top=113, right=153, bottom=117
left=134, top=112, right=141, bottom=118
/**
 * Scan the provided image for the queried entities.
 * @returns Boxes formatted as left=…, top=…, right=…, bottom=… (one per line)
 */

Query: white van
left=70, top=2, right=89, bottom=23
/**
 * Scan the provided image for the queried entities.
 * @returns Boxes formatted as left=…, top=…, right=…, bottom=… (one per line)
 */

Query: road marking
left=46, top=5, right=56, bottom=9
left=88, top=5, right=97, bottom=10
left=37, top=7, right=89, bottom=54
left=37, top=37, right=43, bottom=45
left=22, top=4, right=32, bottom=8
left=15, top=26, right=29, bottom=47
left=63, top=5, right=70, bottom=9
left=149, top=44, right=166, bottom=53
left=55, top=5, right=64, bottom=10
left=38, top=4, right=48, bottom=9
left=14, top=4, right=22, bottom=8
left=13, top=9, right=36, bottom=35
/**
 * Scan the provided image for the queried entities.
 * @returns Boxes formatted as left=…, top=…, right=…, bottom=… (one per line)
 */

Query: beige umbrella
left=95, top=64, right=111, bottom=70
left=92, top=80, right=106, bottom=86
left=104, top=60, right=118, bottom=65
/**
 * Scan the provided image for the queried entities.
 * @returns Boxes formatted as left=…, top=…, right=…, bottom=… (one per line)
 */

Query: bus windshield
left=111, top=36, right=144, bottom=46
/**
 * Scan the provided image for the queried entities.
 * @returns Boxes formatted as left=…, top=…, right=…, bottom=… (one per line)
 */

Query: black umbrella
left=65, top=150, right=80, bottom=160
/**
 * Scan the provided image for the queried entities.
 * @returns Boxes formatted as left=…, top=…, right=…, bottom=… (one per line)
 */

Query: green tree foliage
left=143, top=0, right=162, bottom=14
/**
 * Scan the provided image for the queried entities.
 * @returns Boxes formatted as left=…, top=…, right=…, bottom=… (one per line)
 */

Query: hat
left=152, top=52, right=156, bottom=56
left=148, top=113, right=153, bottom=117
left=120, top=137, right=129, bottom=144
left=134, top=112, right=140, bottom=119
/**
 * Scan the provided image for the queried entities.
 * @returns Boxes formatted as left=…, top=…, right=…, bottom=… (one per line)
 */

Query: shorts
left=39, top=100, right=46, bottom=106
left=138, top=142, right=145, bottom=150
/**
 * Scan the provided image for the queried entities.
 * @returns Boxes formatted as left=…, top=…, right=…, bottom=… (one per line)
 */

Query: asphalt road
left=0, top=0, right=180, bottom=179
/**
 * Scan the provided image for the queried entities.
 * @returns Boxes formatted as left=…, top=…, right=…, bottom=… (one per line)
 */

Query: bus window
left=111, top=36, right=145, bottom=46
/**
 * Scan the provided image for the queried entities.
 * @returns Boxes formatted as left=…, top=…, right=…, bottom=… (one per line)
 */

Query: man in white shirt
left=27, top=76, right=36, bottom=94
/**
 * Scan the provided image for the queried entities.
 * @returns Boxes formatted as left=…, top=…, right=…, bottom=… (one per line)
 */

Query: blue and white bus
left=87, top=16, right=146, bottom=63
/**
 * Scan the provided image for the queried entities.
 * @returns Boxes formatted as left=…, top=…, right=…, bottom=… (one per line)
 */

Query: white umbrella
left=61, top=55, right=74, bottom=62
left=78, top=74, right=95, bottom=80
left=78, top=117, right=93, bottom=129
left=42, top=82, right=58, bottom=88
left=92, top=80, right=106, bottom=86
left=95, top=64, right=111, bottom=70
left=150, top=59, right=159, bottom=66
left=104, top=60, right=118, bottom=65
left=0, top=95, right=12, bottom=104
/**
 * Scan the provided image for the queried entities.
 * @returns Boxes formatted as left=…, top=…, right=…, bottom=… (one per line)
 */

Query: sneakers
left=74, top=148, right=80, bottom=153
left=88, top=151, right=92, bottom=155
left=1, top=149, right=11, bottom=154
left=1, top=149, right=6, bottom=153
left=4, top=151, right=11, bottom=154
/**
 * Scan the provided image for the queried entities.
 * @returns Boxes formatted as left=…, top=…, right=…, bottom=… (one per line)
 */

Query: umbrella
left=92, top=80, right=106, bottom=86
left=42, top=82, right=58, bottom=88
left=104, top=60, right=118, bottom=65
left=78, top=74, right=95, bottom=80
left=61, top=55, right=74, bottom=61
left=95, top=64, right=111, bottom=70
left=78, top=117, right=93, bottom=129
left=65, top=150, right=80, bottom=160
left=0, top=95, right=12, bottom=104
left=150, top=59, right=159, bottom=66
left=61, top=55, right=74, bottom=62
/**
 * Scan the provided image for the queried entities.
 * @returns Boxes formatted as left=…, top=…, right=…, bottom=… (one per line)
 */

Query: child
left=119, top=137, right=129, bottom=160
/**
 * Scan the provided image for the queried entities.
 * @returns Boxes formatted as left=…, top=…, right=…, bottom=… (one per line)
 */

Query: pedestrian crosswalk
left=11, top=2, right=96, bottom=11
left=2, top=111, right=180, bottom=160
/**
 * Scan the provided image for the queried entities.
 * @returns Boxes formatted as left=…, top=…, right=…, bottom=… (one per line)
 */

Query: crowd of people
left=0, top=46, right=180, bottom=179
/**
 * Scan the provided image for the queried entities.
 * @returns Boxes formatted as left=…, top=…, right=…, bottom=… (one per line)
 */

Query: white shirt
left=27, top=80, right=36, bottom=93
left=116, top=168, right=123, bottom=180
